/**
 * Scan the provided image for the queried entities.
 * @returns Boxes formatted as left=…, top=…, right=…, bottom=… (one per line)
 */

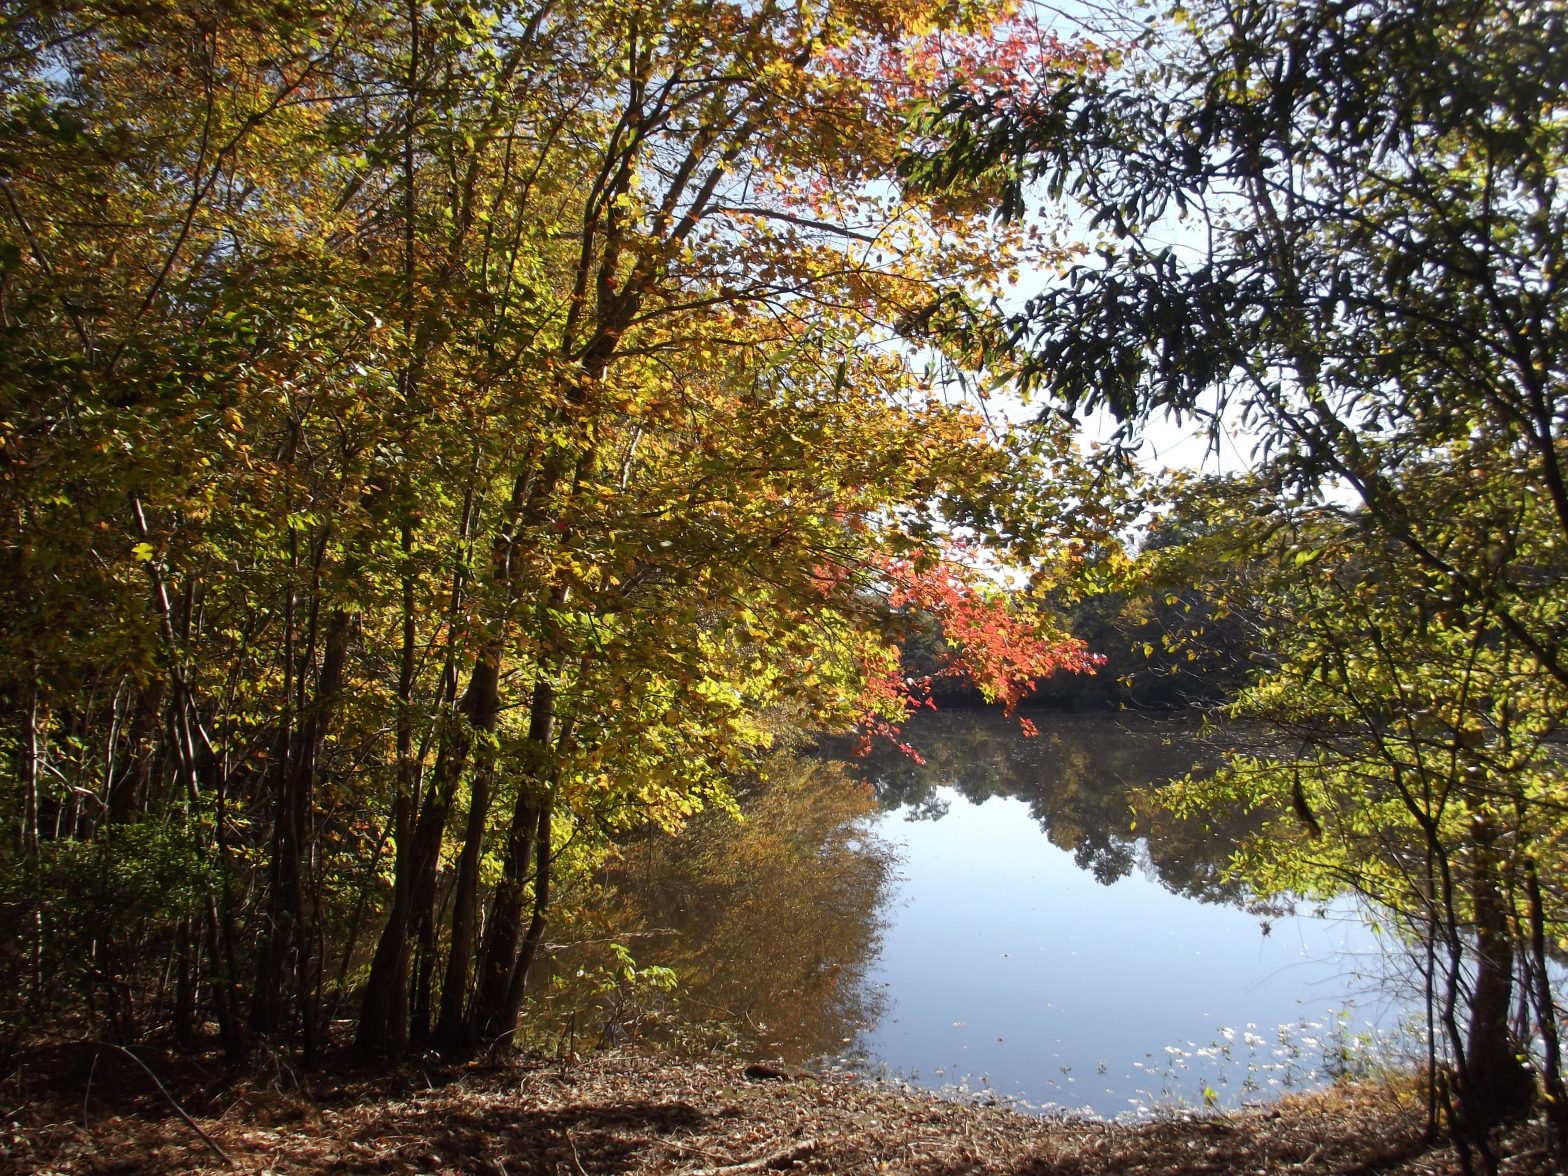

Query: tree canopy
left=0, top=0, right=1108, bottom=1060
left=907, top=0, right=1568, bottom=1150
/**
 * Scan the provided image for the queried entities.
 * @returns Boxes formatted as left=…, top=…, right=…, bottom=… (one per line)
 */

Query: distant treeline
left=905, top=576, right=1254, bottom=712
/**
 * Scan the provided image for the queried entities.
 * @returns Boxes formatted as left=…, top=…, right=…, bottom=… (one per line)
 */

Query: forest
left=2, top=0, right=1566, bottom=1169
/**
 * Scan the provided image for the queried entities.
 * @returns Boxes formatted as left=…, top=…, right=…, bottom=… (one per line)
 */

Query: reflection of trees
left=846, top=711, right=1257, bottom=903
left=534, top=755, right=894, bottom=1063
left=531, top=713, right=1268, bottom=1060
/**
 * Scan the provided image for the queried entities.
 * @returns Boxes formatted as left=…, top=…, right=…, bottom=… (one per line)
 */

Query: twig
left=685, top=1137, right=819, bottom=1175
left=540, top=929, right=678, bottom=950
left=1286, top=1142, right=1326, bottom=1170
left=82, top=1049, right=99, bottom=1129
left=661, top=1136, right=729, bottom=1163
left=565, top=1128, right=590, bottom=1176
left=88, top=1041, right=235, bottom=1168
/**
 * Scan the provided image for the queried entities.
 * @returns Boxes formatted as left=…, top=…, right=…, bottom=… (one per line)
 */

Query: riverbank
left=4, top=1045, right=1558, bottom=1173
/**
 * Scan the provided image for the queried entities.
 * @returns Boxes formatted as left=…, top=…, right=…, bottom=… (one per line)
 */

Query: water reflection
left=532, top=712, right=1408, bottom=1117
left=855, top=710, right=1242, bottom=898
left=844, top=711, right=1408, bottom=1115
left=534, top=753, right=894, bottom=1064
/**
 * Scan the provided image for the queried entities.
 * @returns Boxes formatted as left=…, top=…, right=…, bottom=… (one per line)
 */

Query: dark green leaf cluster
left=909, top=0, right=1568, bottom=1146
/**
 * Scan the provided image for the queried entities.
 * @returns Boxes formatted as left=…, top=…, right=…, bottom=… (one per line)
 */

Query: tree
left=0, top=0, right=1106, bottom=1061
left=906, top=0, right=1568, bottom=1151
left=1153, top=469, right=1565, bottom=1145
left=348, top=0, right=1109, bottom=1058
left=1025, top=481, right=1261, bottom=711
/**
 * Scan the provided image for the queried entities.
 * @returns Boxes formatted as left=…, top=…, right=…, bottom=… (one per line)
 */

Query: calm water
left=546, top=711, right=1418, bottom=1118
left=831, top=711, right=1414, bottom=1116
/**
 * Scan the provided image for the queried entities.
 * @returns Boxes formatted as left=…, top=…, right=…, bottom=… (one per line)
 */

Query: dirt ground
left=2, top=1044, right=1560, bottom=1174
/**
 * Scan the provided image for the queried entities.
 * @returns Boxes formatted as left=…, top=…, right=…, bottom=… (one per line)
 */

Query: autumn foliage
left=853, top=555, right=1102, bottom=761
left=0, top=0, right=1106, bottom=1059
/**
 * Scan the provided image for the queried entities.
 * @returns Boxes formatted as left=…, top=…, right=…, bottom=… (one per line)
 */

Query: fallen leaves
left=3, top=1045, right=1562, bottom=1175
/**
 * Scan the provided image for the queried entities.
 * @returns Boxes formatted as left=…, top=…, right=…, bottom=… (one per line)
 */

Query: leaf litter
left=2, top=1044, right=1560, bottom=1174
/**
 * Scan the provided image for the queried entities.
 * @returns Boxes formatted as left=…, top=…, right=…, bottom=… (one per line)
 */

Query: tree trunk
left=433, top=750, right=495, bottom=1053
left=204, top=892, right=244, bottom=1059
left=1460, top=813, right=1534, bottom=1133
left=173, top=916, right=195, bottom=1049
left=1524, top=859, right=1568, bottom=1151
left=356, top=743, right=455, bottom=1056
left=356, top=657, right=495, bottom=1055
left=470, top=678, right=557, bottom=1046
left=410, top=898, right=437, bottom=1045
left=252, top=607, right=349, bottom=1049
left=354, top=846, right=414, bottom=1057
left=106, top=681, right=163, bottom=823
left=501, top=798, right=552, bottom=1035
